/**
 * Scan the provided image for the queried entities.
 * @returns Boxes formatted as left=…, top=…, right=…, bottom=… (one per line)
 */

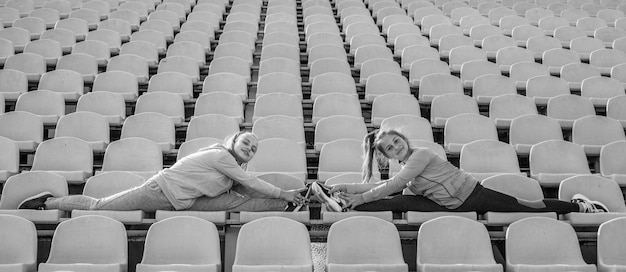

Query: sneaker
left=310, top=182, right=346, bottom=212
left=18, top=192, right=53, bottom=210
left=284, top=183, right=312, bottom=212
left=571, top=193, right=609, bottom=213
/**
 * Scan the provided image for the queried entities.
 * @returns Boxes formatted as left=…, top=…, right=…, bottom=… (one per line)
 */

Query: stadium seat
left=418, top=73, right=464, bottom=105
left=28, top=137, right=93, bottom=184
left=448, top=45, right=488, bottom=73
left=4, top=53, right=46, bottom=83
left=72, top=40, right=111, bottom=67
left=430, top=93, right=480, bottom=128
left=251, top=93, right=302, bottom=123
left=326, top=216, right=408, bottom=272
left=569, top=36, right=606, bottom=62
left=498, top=15, right=531, bottom=36
left=38, top=69, right=84, bottom=102
left=100, top=137, right=163, bottom=180
left=392, top=32, right=430, bottom=57
left=109, top=9, right=141, bottom=31
left=136, top=216, right=221, bottom=272
left=314, top=115, right=367, bottom=152
left=147, top=71, right=193, bottom=102
left=70, top=172, right=146, bottom=224
left=538, top=16, right=570, bottom=36
left=23, top=39, right=62, bottom=66
left=509, top=114, right=564, bottom=155
left=13, top=17, right=45, bottom=40
left=38, top=215, right=128, bottom=272
left=54, top=17, right=88, bottom=41
left=505, top=217, right=596, bottom=272
left=246, top=138, right=307, bottom=181
left=208, top=57, right=252, bottom=83
left=468, top=24, right=504, bottom=47
left=606, top=95, right=626, bottom=128
left=444, top=113, right=499, bottom=154
left=525, top=35, right=563, bottom=61
left=542, top=48, right=581, bottom=76
left=494, top=46, right=535, bottom=74
left=529, top=139, right=591, bottom=187
left=546, top=94, right=596, bottom=129
left=471, top=74, right=518, bottom=106
left=174, top=30, right=211, bottom=54
left=365, top=72, right=411, bottom=102
left=0, top=171, right=68, bottom=223
left=176, top=137, right=222, bottom=161
left=489, top=94, right=539, bottom=129
left=318, top=139, right=370, bottom=182
left=15, top=89, right=65, bottom=125
left=157, top=56, right=200, bottom=83
left=232, top=217, right=313, bottom=272
left=252, top=115, right=306, bottom=148
left=417, top=216, right=503, bottom=272
left=0, top=69, right=28, bottom=101
left=92, top=70, right=138, bottom=102
left=559, top=175, right=626, bottom=226
left=0, top=214, right=38, bottom=272
left=597, top=217, right=626, bottom=272
left=120, top=112, right=175, bottom=153
left=572, top=115, right=626, bottom=155
left=408, top=58, right=451, bottom=87
left=553, top=25, right=587, bottom=47
left=400, top=44, right=440, bottom=70
left=135, top=92, right=185, bottom=126
left=185, top=114, right=240, bottom=142
left=55, top=111, right=109, bottom=152
left=202, top=72, right=248, bottom=100
left=481, top=35, right=517, bottom=60
left=0, top=7, right=20, bottom=27
left=0, top=136, right=19, bottom=183
left=459, top=60, right=501, bottom=90
left=256, top=72, right=303, bottom=100
left=525, top=75, right=570, bottom=106
left=460, top=139, right=525, bottom=181
left=481, top=174, right=557, bottom=225
left=98, top=19, right=131, bottom=43
left=371, top=93, right=421, bottom=127
left=129, top=29, right=167, bottom=54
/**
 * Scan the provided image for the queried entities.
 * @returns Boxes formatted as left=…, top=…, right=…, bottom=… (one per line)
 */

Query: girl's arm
left=214, top=154, right=283, bottom=198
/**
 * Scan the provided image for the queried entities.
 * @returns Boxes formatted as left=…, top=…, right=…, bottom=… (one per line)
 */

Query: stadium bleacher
left=1, top=0, right=626, bottom=271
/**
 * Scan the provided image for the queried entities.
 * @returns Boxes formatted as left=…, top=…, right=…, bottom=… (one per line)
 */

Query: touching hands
left=280, top=188, right=308, bottom=206
left=328, top=184, right=348, bottom=194
left=338, top=193, right=366, bottom=210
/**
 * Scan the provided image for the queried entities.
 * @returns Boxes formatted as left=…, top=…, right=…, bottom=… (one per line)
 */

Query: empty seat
left=326, top=216, right=408, bottom=272
left=0, top=214, right=38, bottom=272
left=0, top=111, right=43, bottom=152
left=23, top=39, right=62, bottom=66
left=509, top=114, right=564, bottom=155
left=55, top=111, right=109, bottom=152
left=597, top=218, right=626, bottom=272
left=202, top=72, right=248, bottom=100
left=15, top=89, right=65, bottom=125
left=581, top=76, right=625, bottom=107
left=607, top=95, right=626, bottom=128
left=594, top=26, right=626, bottom=47
left=56, top=53, right=98, bottom=83
left=318, top=138, right=372, bottom=181
left=121, top=112, right=176, bottom=153
left=430, top=93, right=480, bottom=128
left=444, top=113, right=499, bottom=154
left=481, top=35, right=517, bottom=60
left=494, top=46, right=535, bottom=74
left=208, top=56, right=251, bottom=83
left=559, top=175, right=626, bottom=226
left=569, top=36, right=606, bottom=62
left=472, top=74, right=518, bottom=106
left=136, top=216, right=221, bottom=272
left=4, top=53, right=46, bottom=83
left=106, top=54, right=149, bottom=84
left=489, top=94, right=539, bottom=129
left=371, top=93, right=421, bottom=127
left=572, top=115, right=626, bottom=155
left=129, top=29, right=167, bottom=54
left=590, top=48, right=626, bottom=76
left=252, top=93, right=302, bottom=123
left=13, top=17, right=45, bottom=40
left=365, top=72, right=411, bottom=101
left=417, top=73, right=464, bottom=105
left=0, top=136, right=19, bottom=183
left=460, top=139, right=524, bottom=181
left=54, top=17, right=89, bottom=41
left=526, top=35, right=563, bottom=61
left=38, top=215, right=128, bottom=272
left=459, top=60, right=501, bottom=89
left=72, top=40, right=111, bottom=67
left=409, top=58, right=451, bottom=87
left=135, top=92, right=185, bottom=125
left=92, top=70, right=138, bottom=102
left=400, top=45, right=440, bottom=70
left=185, top=114, right=240, bottom=142
left=246, top=138, right=307, bottom=182
left=553, top=25, right=587, bottom=47
left=100, top=137, right=163, bottom=179
left=529, top=140, right=591, bottom=187
left=176, top=137, right=222, bottom=161
left=256, top=72, right=303, bottom=100
left=252, top=115, right=306, bottom=148
left=448, top=45, right=488, bottom=73
left=0, top=69, right=28, bottom=101
left=314, top=115, right=367, bottom=152
left=38, top=69, right=84, bottom=102
left=417, top=216, right=503, bottom=272
left=140, top=18, right=175, bottom=42
left=505, top=217, right=596, bottom=272
left=542, top=48, right=581, bottom=76
left=526, top=75, right=571, bottom=106
left=157, top=56, right=200, bottom=83
left=29, top=137, right=93, bottom=184
left=546, top=94, right=596, bottom=129
left=232, top=217, right=312, bottom=271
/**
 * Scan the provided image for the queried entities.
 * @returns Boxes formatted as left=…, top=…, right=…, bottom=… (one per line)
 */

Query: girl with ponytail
left=326, top=129, right=609, bottom=214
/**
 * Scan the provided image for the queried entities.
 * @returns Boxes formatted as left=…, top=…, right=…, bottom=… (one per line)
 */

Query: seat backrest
left=135, top=91, right=185, bottom=124
left=177, top=137, right=222, bottom=160
left=147, top=71, right=193, bottom=101
left=572, top=115, right=626, bottom=148
left=0, top=214, right=37, bottom=270
left=185, top=114, right=239, bottom=141
left=600, top=140, right=626, bottom=179
left=365, top=72, right=411, bottom=102
left=31, top=136, right=93, bottom=174
left=509, top=114, right=563, bottom=153
left=314, top=115, right=367, bottom=151
left=558, top=174, right=626, bottom=212
left=256, top=72, right=303, bottom=99
left=430, top=93, right=479, bottom=127
left=0, top=111, right=43, bottom=151
left=246, top=138, right=308, bottom=181
left=418, top=73, right=464, bottom=103
left=101, top=137, right=163, bottom=172
left=418, top=216, right=498, bottom=265
left=38, top=69, right=84, bottom=101
left=0, top=171, right=68, bottom=209
left=92, top=70, right=139, bottom=101
left=327, top=216, right=406, bottom=266
left=252, top=115, right=306, bottom=147
left=546, top=94, right=596, bottom=128
left=233, top=217, right=312, bottom=267
left=0, top=135, right=19, bottom=180
left=318, top=138, right=368, bottom=181
left=489, top=94, right=539, bottom=124
left=444, top=113, right=499, bottom=152
left=460, top=139, right=522, bottom=177
left=15, top=89, right=65, bottom=125
left=481, top=174, right=546, bottom=200
left=380, top=114, right=434, bottom=143
left=157, top=55, right=200, bottom=83
left=106, top=54, right=149, bottom=83
left=506, top=217, right=588, bottom=266
left=529, top=140, right=591, bottom=176
left=120, top=112, right=175, bottom=150
left=598, top=218, right=626, bottom=268
left=83, top=171, right=145, bottom=198
left=202, top=72, right=248, bottom=100
left=371, top=93, right=421, bottom=126
left=141, top=216, right=221, bottom=266
left=45, top=215, right=127, bottom=268
left=310, top=71, right=357, bottom=100
left=252, top=93, right=303, bottom=123
left=0, top=69, right=28, bottom=101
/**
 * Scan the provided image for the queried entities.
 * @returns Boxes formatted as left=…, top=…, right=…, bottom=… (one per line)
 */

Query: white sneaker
left=571, top=193, right=609, bottom=213
left=310, top=182, right=345, bottom=212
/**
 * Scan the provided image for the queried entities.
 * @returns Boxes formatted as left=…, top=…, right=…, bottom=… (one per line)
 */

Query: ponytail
left=362, top=129, right=378, bottom=183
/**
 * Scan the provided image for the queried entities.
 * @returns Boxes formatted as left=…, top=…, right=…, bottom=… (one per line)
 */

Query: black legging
left=354, top=184, right=580, bottom=214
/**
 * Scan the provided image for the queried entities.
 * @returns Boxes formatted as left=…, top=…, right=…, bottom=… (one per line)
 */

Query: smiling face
left=377, top=133, right=411, bottom=162
left=232, top=133, right=258, bottom=163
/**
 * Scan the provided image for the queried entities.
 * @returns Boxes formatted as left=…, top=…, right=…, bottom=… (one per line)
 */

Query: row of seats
left=1, top=170, right=625, bottom=227
left=2, top=214, right=626, bottom=272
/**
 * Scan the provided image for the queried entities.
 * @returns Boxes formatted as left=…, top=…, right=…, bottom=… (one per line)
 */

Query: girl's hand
left=280, top=188, right=308, bottom=206
left=328, top=184, right=348, bottom=194
left=338, top=193, right=366, bottom=210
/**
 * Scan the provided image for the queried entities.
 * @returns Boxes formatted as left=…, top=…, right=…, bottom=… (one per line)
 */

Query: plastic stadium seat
left=305, top=32, right=344, bottom=52
left=494, top=46, right=535, bottom=74
left=136, top=216, right=221, bottom=272
left=489, top=94, right=539, bottom=129
left=98, top=19, right=131, bottom=43
left=0, top=214, right=37, bottom=272
left=100, top=137, right=163, bottom=180
left=498, top=15, right=531, bottom=36
left=309, top=58, right=352, bottom=82
left=72, top=40, right=111, bottom=67
left=121, top=112, right=176, bottom=153
left=23, top=39, right=62, bottom=66
left=529, top=140, right=591, bottom=187
left=326, top=216, right=408, bottom=272
left=256, top=72, right=303, bottom=100
left=381, top=114, right=435, bottom=144
left=488, top=6, right=517, bottom=25
left=202, top=72, right=248, bottom=100
left=350, top=33, right=387, bottom=56
left=448, top=45, right=489, bottom=74
left=221, top=21, right=258, bottom=42
left=307, top=44, right=348, bottom=68
left=318, top=139, right=368, bottom=182
left=54, top=17, right=88, bottom=41
left=81, top=0, right=111, bottom=20
left=392, top=31, right=429, bottom=56
left=4, top=53, right=46, bottom=83
left=400, top=44, right=440, bottom=70
left=188, top=92, right=236, bottom=122
left=459, top=14, right=492, bottom=36
left=451, top=6, right=481, bottom=26
left=146, top=72, right=193, bottom=102
left=371, top=93, right=421, bottom=127
left=607, top=95, right=626, bottom=128
left=581, top=76, right=625, bottom=107
left=0, top=38, right=14, bottom=66
left=217, top=31, right=255, bottom=52
left=538, top=16, right=570, bottom=36
left=38, top=215, right=127, bottom=272
left=468, top=24, right=504, bottom=47
left=245, top=138, right=307, bottom=181
left=613, top=36, right=626, bottom=53
left=166, top=41, right=206, bottom=66
left=106, top=54, right=149, bottom=83
left=471, top=74, right=517, bottom=107
left=459, top=60, right=501, bottom=90
left=572, top=115, right=626, bottom=155
left=437, top=34, right=474, bottom=59
left=417, top=216, right=503, bottom=272
left=611, top=63, right=626, bottom=89
left=561, top=62, right=603, bottom=93
left=430, top=93, right=479, bottom=128
left=252, top=115, right=306, bottom=148
left=506, top=217, right=596, bottom=272
left=110, top=9, right=141, bottom=31
left=120, top=41, right=158, bottom=68
left=594, top=26, right=626, bottom=47
left=314, top=115, right=367, bottom=152
left=525, top=75, right=570, bottom=106
left=408, top=59, right=451, bottom=88
left=139, top=19, right=174, bottom=43
left=260, top=43, right=300, bottom=64
left=553, top=25, right=587, bottom=47
left=310, top=97, right=361, bottom=126
left=365, top=72, right=411, bottom=102
left=185, top=114, right=239, bottom=142
left=444, top=113, right=499, bottom=154
left=176, top=137, right=222, bottom=160
left=542, top=48, right=581, bottom=76
left=481, top=35, right=517, bottom=60
left=13, top=17, right=45, bottom=40
left=43, top=0, right=73, bottom=19
left=413, top=6, right=443, bottom=27
left=57, top=51, right=98, bottom=81
left=569, top=36, right=606, bottom=62
left=0, top=7, right=20, bottom=27
left=252, top=93, right=303, bottom=123
left=262, top=31, right=299, bottom=48
left=481, top=174, right=557, bottom=225
left=577, top=16, right=608, bottom=37
left=92, top=71, right=138, bottom=102
left=597, top=218, right=626, bottom=272
left=460, top=139, right=524, bottom=181
left=28, top=137, right=93, bottom=184
left=70, top=172, right=146, bottom=224
left=157, top=56, right=200, bottom=84
left=590, top=49, right=626, bottom=76
left=135, top=92, right=185, bottom=126
left=353, top=44, right=394, bottom=70
left=174, top=30, right=212, bottom=54
left=38, top=69, right=84, bottom=102
left=130, top=29, right=167, bottom=54
left=0, top=171, right=68, bottom=223
left=559, top=175, right=626, bottom=226
left=525, top=35, right=563, bottom=61
left=15, top=89, right=65, bottom=125
left=0, top=69, right=28, bottom=101
left=429, top=24, right=464, bottom=47
left=232, top=217, right=312, bottom=272
left=55, top=111, right=109, bottom=152
left=0, top=111, right=43, bottom=152
left=547, top=94, right=596, bottom=129
left=208, top=57, right=252, bottom=83
left=417, top=73, right=464, bottom=105
left=0, top=136, right=18, bottom=183
left=509, top=114, right=564, bottom=155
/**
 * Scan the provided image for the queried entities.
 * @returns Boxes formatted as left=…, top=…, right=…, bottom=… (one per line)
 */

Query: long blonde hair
left=362, top=129, right=412, bottom=182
